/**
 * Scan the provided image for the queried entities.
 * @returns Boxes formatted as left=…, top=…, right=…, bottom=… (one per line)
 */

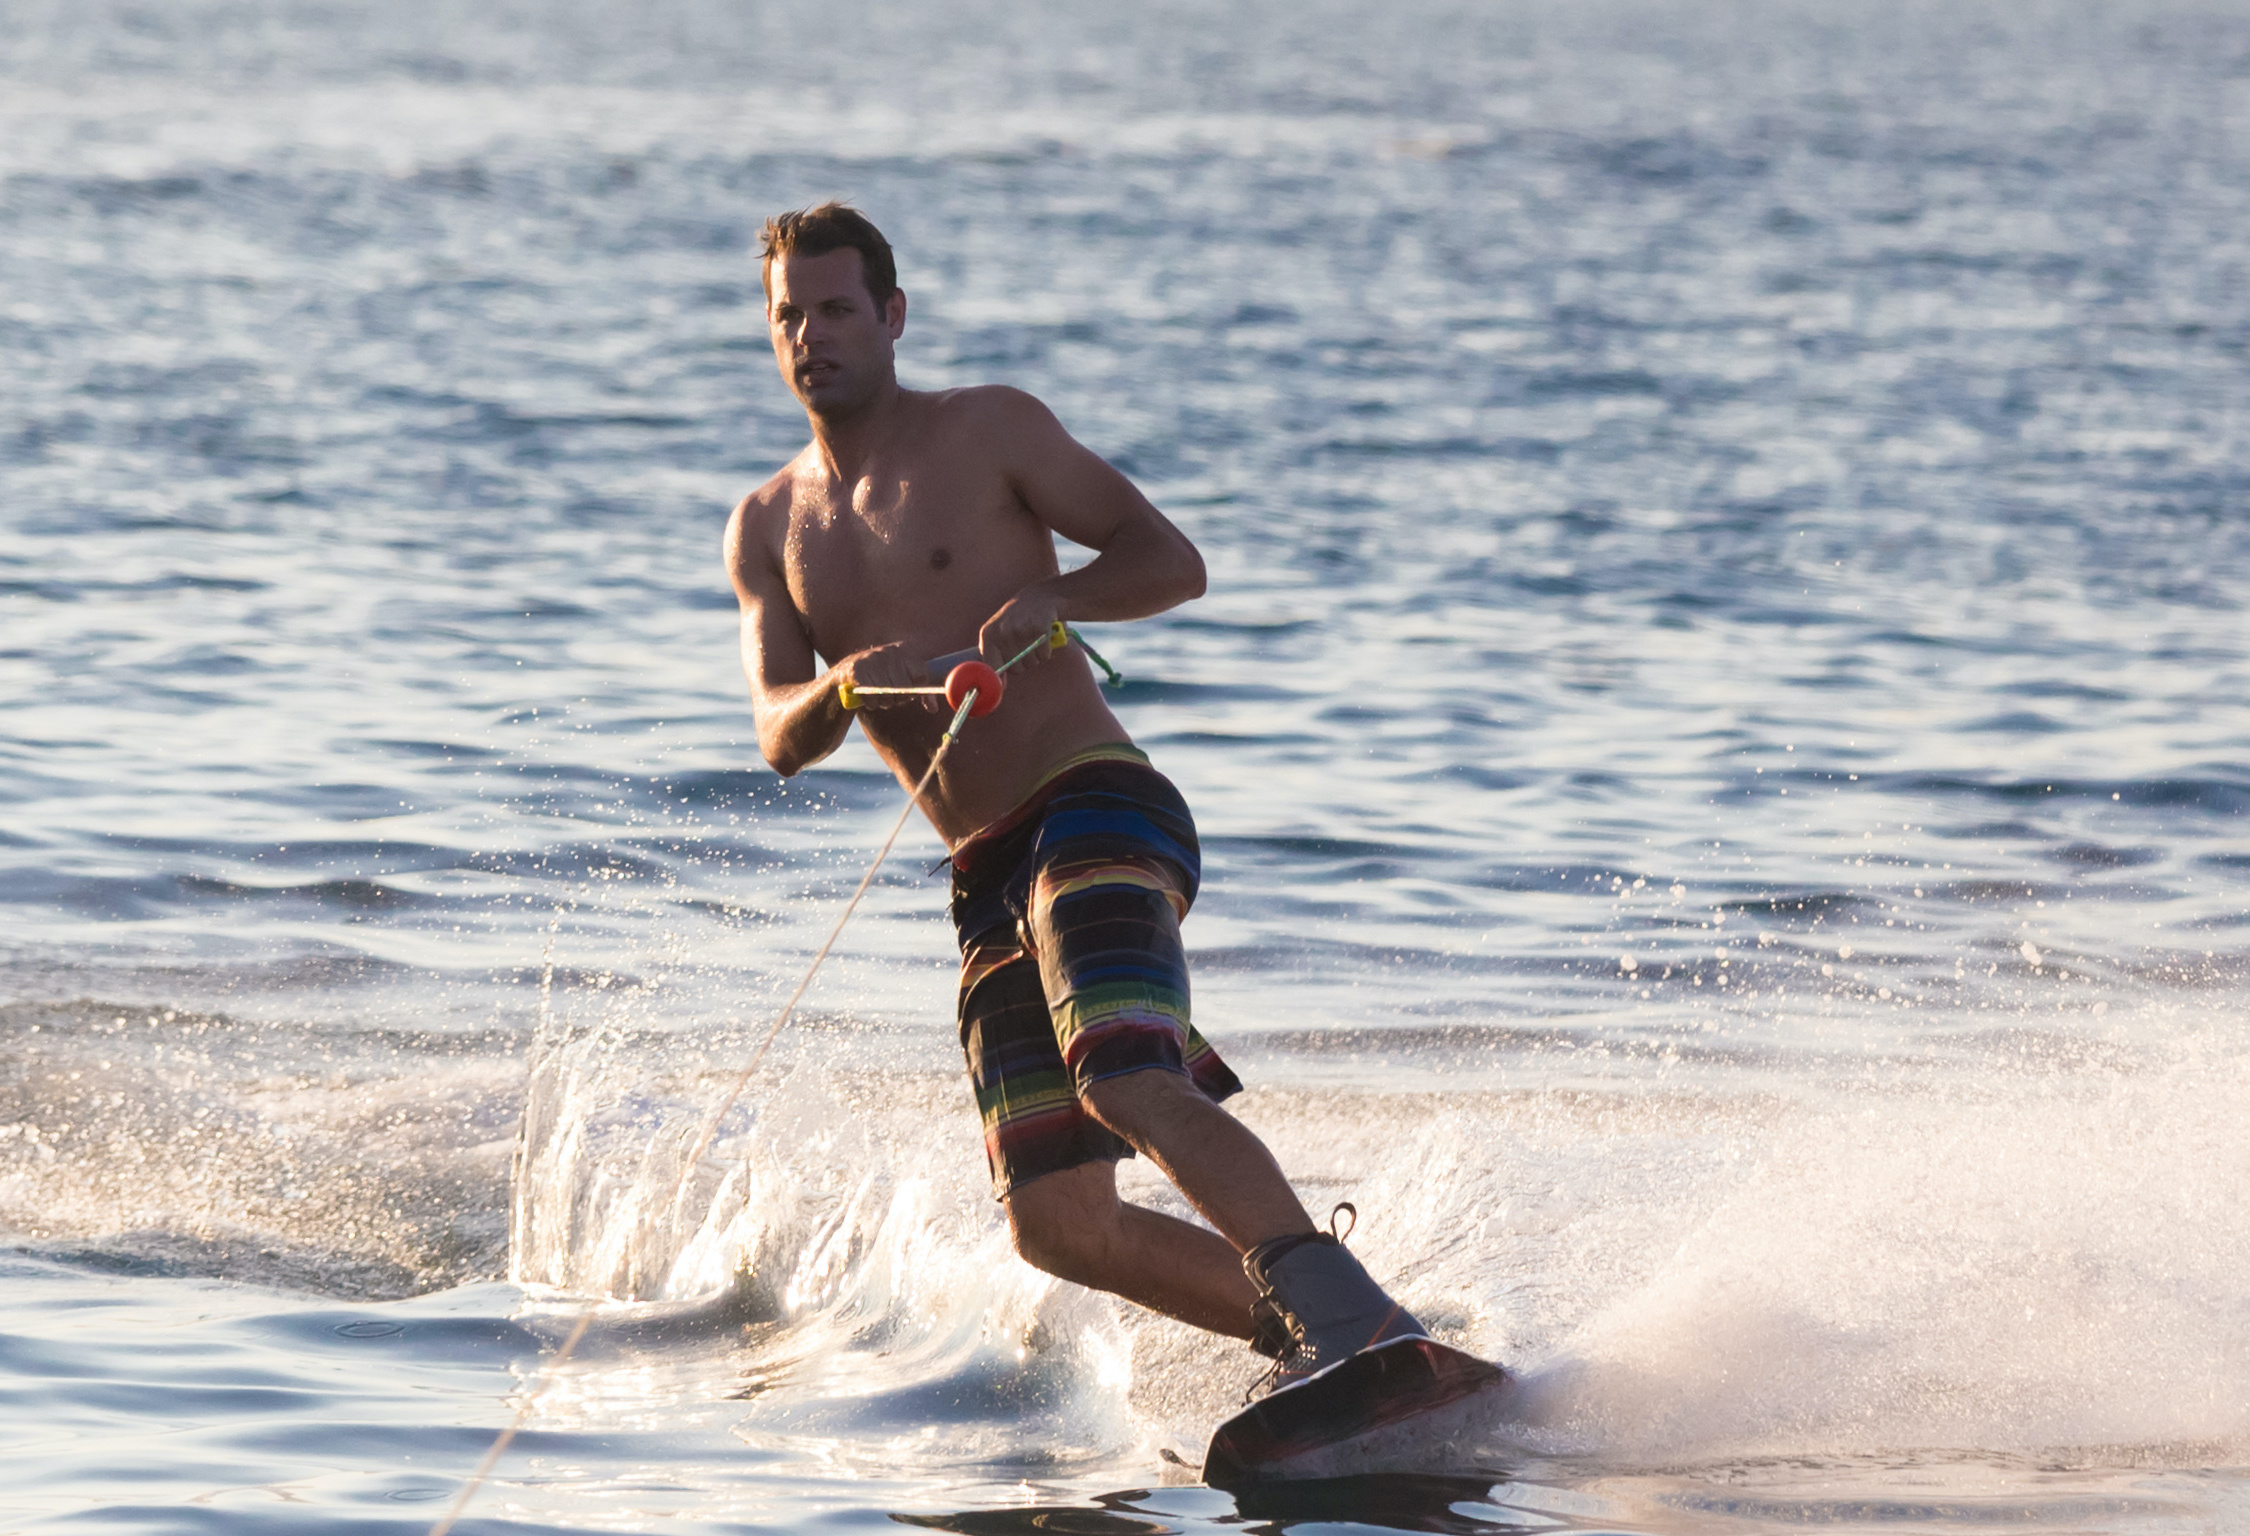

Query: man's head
left=759, top=203, right=897, bottom=309
left=760, top=203, right=907, bottom=418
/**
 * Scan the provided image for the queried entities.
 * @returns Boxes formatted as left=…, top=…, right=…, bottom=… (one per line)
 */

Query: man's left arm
left=974, top=389, right=1207, bottom=664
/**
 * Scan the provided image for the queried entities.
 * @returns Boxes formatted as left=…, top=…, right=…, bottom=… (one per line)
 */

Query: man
left=724, top=202, right=1423, bottom=1386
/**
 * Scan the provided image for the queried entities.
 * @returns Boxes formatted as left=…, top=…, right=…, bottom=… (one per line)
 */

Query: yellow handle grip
left=838, top=681, right=861, bottom=710
left=1048, top=620, right=1068, bottom=651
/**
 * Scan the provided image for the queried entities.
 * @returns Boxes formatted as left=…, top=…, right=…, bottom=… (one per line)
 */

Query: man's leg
left=1004, top=1160, right=1261, bottom=1336
left=994, top=766, right=1421, bottom=1368
left=1018, top=842, right=1317, bottom=1255
left=958, top=920, right=1268, bottom=1333
left=1077, top=1067, right=1313, bottom=1253
left=1083, top=1069, right=1429, bottom=1380
left=1072, top=1069, right=1428, bottom=1382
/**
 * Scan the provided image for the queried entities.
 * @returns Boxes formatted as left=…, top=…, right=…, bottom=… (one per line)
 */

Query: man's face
left=766, top=248, right=905, bottom=417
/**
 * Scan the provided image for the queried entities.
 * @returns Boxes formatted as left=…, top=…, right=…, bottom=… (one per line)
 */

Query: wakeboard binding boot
left=1243, top=1203, right=1427, bottom=1397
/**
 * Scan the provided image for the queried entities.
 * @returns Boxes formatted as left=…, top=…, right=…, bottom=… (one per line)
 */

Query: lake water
left=3, top=0, right=2248, bottom=1530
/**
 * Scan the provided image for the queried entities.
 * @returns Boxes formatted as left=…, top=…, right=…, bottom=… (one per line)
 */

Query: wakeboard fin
left=1201, top=1335, right=1511, bottom=1488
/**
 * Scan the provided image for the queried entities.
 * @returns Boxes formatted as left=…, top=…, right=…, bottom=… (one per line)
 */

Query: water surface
left=3, top=0, right=2247, bottom=1530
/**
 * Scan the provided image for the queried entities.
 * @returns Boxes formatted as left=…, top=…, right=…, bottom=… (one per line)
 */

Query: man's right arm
left=724, top=489, right=923, bottom=776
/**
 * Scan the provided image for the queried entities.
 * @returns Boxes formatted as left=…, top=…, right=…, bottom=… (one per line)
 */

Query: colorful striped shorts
left=949, top=747, right=1243, bottom=1198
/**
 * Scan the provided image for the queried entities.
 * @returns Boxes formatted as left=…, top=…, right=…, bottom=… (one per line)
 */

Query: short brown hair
left=758, top=202, right=897, bottom=308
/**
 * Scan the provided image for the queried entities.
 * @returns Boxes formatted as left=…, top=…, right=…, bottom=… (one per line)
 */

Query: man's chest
left=780, top=466, right=1041, bottom=649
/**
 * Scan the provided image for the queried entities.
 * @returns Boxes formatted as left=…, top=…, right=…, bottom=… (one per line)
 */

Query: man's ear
left=885, top=288, right=908, bottom=339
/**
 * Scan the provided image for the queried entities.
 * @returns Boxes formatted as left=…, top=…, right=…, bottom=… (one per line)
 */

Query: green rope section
left=1061, top=625, right=1125, bottom=687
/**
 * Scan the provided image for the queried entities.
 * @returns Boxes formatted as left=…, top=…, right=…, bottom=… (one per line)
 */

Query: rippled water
left=4, top=0, right=2248, bottom=1530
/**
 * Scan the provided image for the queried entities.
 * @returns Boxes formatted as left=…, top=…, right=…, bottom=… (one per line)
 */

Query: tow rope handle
left=838, top=621, right=1122, bottom=710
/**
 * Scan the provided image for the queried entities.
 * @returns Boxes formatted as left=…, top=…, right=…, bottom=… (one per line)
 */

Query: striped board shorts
left=949, top=745, right=1243, bottom=1198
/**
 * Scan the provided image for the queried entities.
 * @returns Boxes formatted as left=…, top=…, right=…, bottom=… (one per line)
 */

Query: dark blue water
left=3, top=1, right=2247, bottom=1530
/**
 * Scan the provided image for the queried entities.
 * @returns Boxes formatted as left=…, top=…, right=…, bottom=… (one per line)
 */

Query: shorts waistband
left=948, top=743, right=1151, bottom=873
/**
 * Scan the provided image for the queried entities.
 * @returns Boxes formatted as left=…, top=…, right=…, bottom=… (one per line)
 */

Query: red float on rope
left=945, top=660, right=1004, bottom=716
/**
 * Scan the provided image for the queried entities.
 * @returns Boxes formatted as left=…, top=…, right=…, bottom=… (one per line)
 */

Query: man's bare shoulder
left=922, top=383, right=1067, bottom=441
left=724, top=450, right=816, bottom=585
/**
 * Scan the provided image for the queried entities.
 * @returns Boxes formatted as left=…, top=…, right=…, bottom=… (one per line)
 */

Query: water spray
left=432, top=620, right=1111, bottom=1534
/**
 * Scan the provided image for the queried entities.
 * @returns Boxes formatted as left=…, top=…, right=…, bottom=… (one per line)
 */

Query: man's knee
left=1080, top=1064, right=1203, bottom=1144
left=1007, top=1207, right=1096, bottom=1284
left=1003, top=1164, right=1121, bottom=1285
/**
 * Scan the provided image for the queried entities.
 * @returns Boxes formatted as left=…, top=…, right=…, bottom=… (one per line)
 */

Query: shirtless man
left=724, top=203, right=1424, bottom=1385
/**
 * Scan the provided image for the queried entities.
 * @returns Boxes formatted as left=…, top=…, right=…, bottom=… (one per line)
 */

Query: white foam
left=1514, top=1023, right=2250, bottom=1463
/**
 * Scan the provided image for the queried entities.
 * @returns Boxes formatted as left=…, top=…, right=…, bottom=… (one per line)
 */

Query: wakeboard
left=1201, top=1335, right=1512, bottom=1488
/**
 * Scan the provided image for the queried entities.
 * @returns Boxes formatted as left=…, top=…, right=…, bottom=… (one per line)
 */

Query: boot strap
left=1240, top=1229, right=1335, bottom=1284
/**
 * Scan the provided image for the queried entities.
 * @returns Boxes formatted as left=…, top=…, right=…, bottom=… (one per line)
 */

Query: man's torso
left=741, top=387, right=1132, bottom=840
